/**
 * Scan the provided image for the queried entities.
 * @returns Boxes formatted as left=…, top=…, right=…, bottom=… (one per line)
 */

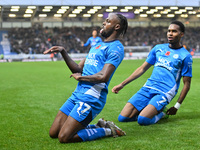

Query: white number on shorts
left=156, top=96, right=167, bottom=106
left=77, top=102, right=91, bottom=116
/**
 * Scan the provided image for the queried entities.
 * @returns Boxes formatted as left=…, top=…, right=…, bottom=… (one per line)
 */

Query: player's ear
left=115, top=24, right=120, bottom=31
left=180, top=32, right=184, bottom=37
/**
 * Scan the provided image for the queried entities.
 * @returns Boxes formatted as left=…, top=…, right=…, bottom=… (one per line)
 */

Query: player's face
left=92, top=30, right=97, bottom=36
left=167, top=24, right=184, bottom=45
left=100, top=13, right=120, bottom=38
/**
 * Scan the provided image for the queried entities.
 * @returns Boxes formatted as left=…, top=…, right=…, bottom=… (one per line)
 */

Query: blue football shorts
left=128, top=87, right=169, bottom=112
left=60, top=92, right=106, bottom=127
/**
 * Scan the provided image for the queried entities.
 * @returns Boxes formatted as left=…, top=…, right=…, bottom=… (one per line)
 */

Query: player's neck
left=104, top=35, right=119, bottom=42
left=169, top=43, right=182, bottom=49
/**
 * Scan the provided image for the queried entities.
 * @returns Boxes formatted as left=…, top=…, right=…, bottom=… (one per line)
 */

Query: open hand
left=70, top=73, right=82, bottom=81
left=43, top=46, right=65, bottom=54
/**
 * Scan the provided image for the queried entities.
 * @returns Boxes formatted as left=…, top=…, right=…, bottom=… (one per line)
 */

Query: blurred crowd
left=7, top=24, right=200, bottom=54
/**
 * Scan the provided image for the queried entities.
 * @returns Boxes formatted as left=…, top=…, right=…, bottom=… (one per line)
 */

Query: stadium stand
left=0, top=0, right=200, bottom=61
left=6, top=25, right=200, bottom=55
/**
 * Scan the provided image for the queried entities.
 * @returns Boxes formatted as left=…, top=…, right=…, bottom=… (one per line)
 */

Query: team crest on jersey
left=95, top=45, right=101, bottom=49
left=165, top=51, right=170, bottom=56
left=173, top=54, right=179, bottom=59
left=100, top=46, right=107, bottom=50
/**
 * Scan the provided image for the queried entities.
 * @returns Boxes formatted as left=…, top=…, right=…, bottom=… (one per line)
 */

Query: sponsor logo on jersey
left=100, top=46, right=107, bottom=50
left=155, top=57, right=173, bottom=70
left=173, top=54, right=179, bottom=59
left=85, top=53, right=99, bottom=66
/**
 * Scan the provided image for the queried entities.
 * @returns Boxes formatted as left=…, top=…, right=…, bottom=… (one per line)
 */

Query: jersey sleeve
left=84, top=37, right=91, bottom=47
left=146, top=46, right=156, bottom=65
left=98, top=37, right=102, bottom=42
left=181, top=54, right=193, bottom=77
left=105, top=44, right=124, bottom=68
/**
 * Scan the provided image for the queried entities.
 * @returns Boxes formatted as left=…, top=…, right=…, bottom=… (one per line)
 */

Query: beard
left=100, top=28, right=115, bottom=38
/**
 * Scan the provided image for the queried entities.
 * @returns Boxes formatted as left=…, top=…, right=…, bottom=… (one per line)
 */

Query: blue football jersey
left=145, top=43, right=192, bottom=101
left=84, top=37, right=102, bottom=47
left=74, top=40, right=124, bottom=101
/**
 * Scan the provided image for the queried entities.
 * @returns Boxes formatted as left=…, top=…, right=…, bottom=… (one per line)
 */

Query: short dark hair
left=116, top=14, right=128, bottom=37
left=170, top=20, right=185, bottom=33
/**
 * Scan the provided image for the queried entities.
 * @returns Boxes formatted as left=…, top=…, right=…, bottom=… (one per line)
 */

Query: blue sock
left=118, top=114, right=137, bottom=122
left=137, top=112, right=164, bottom=125
left=77, top=128, right=106, bottom=141
left=86, top=124, right=96, bottom=129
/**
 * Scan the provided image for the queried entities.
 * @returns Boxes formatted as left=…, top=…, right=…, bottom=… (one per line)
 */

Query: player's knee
left=49, top=129, right=58, bottom=138
left=58, top=133, right=70, bottom=143
left=137, top=115, right=151, bottom=126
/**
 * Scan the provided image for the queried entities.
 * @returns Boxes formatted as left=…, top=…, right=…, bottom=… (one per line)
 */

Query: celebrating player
left=43, top=13, right=128, bottom=143
left=81, top=29, right=102, bottom=48
left=112, top=21, right=193, bottom=125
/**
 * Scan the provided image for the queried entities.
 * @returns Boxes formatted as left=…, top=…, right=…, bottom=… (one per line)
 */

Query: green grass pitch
left=0, top=59, right=200, bottom=150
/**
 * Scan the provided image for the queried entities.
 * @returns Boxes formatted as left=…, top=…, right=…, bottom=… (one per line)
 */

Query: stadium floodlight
left=150, top=9, right=158, bottom=12
left=138, top=9, right=143, bottom=12
left=140, top=6, right=148, bottom=10
left=24, top=14, right=31, bottom=17
left=54, top=14, right=62, bottom=17
left=161, top=11, right=168, bottom=14
left=83, top=14, right=91, bottom=17
left=153, top=14, right=161, bottom=17
left=109, top=6, right=117, bottom=9
left=181, top=14, right=188, bottom=18
left=69, top=14, right=76, bottom=17
left=42, top=9, right=51, bottom=12
left=88, top=10, right=97, bottom=14
left=146, top=11, right=154, bottom=14
left=179, top=9, right=187, bottom=12
left=25, top=9, right=33, bottom=13
left=134, top=10, right=140, bottom=14
left=175, top=11, right=182, bottom=14
left=77, top=6, right=86, bottom=9
left=44, top=6, right=53, bottom=9
left=166, top=9, right=171, bottom=12
left=140, top=14, right=148, bottom=17
left=98, top=14, right=103, bottom=17
left=188, top=11, right=196, bottom=14
left=11, top=6, right=20, bottom=9
left=185, top=7, right=193, bottom=10
left=10, top=9, right=19, bottom=12
left=155, top=6, right=163, bottom=10
left=167, top=14, right=175, bottom=17
left=125, top=6, right=133, bottom=10
left=39, top=14, right=47, bottom=17
left=170, top=6, right=178, bottom=10
left=120, top=9, right=128, bottom=12
left=61, top=6, right=69, bottom=9
left=57, top=9, right=66, bottom=14
left=9, top=14, right=16, bottom=17
left=106, top=9, right=113, bottom=12
left=27, top=6, right=36, bottom=9
left=93, top=6, right=102, bottom=9
left=72, top=9, right=82, bottom=14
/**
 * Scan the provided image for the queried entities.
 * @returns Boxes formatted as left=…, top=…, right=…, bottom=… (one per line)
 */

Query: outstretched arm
left=167, top=76, right=191, bottom=115
left=70, top=63, right=116, bottom=83
left=112, top=61, right=152, bottom=94
left=44, top=46, right=84, bottom=73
